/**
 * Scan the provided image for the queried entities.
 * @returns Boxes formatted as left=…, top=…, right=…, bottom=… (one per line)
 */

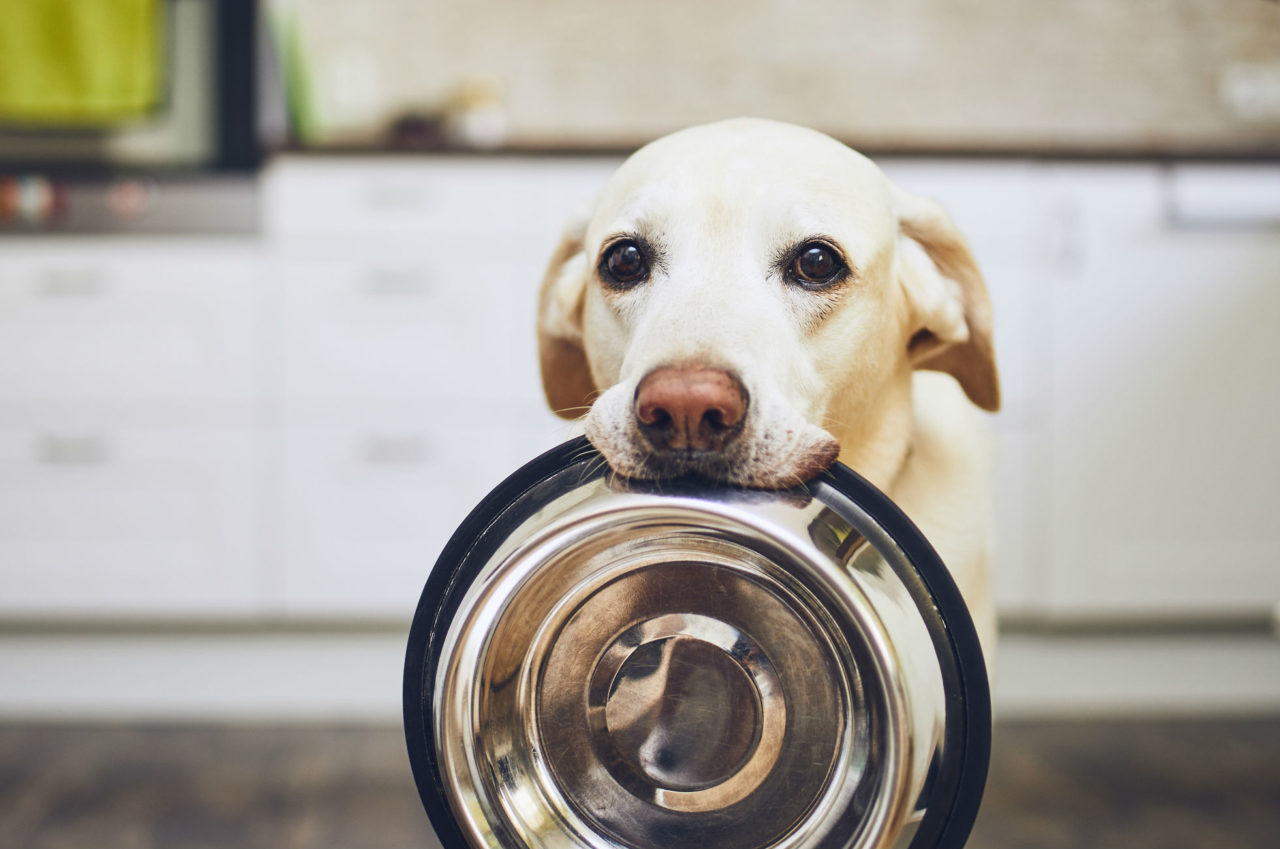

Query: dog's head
left=538, top=119, right=998, bottom=488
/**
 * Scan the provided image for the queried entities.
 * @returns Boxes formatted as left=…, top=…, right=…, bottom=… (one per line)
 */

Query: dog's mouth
left=632, top=447, right=748, bottom=483
left=585, top=414, right=841, bottom=490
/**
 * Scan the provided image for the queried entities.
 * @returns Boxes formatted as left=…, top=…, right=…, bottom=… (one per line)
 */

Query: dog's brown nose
left=634, top=365, right=748, bottom=453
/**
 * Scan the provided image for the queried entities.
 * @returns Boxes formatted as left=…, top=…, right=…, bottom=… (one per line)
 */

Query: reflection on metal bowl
left=404, top=437, right=989, bottom=849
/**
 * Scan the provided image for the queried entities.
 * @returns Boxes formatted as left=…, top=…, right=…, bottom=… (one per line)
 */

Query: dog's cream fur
left=537, top=119, right=1000, bottom=660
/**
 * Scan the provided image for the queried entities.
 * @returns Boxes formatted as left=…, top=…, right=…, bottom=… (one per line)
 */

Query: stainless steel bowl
left=404, top=437, right=989, bottom=849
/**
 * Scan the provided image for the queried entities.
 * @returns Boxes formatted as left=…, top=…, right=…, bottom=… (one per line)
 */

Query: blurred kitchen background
left=1, top=1, right=1279, bottom=847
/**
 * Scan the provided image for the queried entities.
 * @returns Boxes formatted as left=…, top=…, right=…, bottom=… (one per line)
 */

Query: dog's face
left=539, top=119, right=998, bottom=488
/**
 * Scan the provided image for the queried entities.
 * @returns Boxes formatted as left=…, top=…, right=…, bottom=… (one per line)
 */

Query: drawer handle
left=38, top=433, right=109, bottom=465
left=361, top=434, right=430, bottom=465
left=361, top=268, right=433, bottom=296
left=1166, top=166, right=1280, bottom=231
left=35, top=269, right=108, bottom=298
left=363, top=183, right=430, bottom=212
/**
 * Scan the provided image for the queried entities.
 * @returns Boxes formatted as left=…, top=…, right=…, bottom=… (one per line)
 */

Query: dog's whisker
left=574, top=453, right=610, bottom=486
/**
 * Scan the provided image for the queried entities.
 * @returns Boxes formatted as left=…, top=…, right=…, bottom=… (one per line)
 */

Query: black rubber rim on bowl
left=403, top=436, right=990, bottom=849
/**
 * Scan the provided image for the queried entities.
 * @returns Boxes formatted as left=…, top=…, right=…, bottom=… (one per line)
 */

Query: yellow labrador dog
left=537, top=118, right=1000, bottom=660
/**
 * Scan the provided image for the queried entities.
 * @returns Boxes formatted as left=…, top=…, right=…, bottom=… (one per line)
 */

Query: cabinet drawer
left=271, top=406, right=566, bottom=617
left=275, top=257, right=546, bottom=402
left=0, top=425, right=260, bottom=617
left=989, top=425, right=1048, bottom=617
left=1044, top=176, right=1280, bottom=618
left=977, top=253, right=1051, bottom=426
left=263, top=157, right=619, bottom=241
left=0, top=243, right=261, bottom=403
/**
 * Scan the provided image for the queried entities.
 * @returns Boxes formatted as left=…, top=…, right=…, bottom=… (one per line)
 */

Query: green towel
left=0, top=0, right=163, bottom=125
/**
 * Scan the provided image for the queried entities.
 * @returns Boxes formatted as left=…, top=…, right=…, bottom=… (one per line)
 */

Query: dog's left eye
left=600, top=240, right=650, bottom=288
left=788, top=242, right=847, bottom=288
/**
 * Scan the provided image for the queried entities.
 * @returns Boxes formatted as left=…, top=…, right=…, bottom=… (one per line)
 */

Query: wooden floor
left=1, top=718, right=1277, bottom=848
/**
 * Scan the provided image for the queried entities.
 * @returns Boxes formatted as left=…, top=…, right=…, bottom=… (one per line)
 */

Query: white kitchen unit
left=1038, top=164, right=1280, bottom=620
left=259, top=157, right=619, bottom=616
left=0, top=240, right=264, bottom=618
left=880, top=161, right=1055, bottom=617
left=0, top=242, right=261, bottom=405
left=266, top=401, right=565, bottom=616
left=0, top=424, right=261, bottom=617
left=0, top=157, right=1277, bottom=632
left=1, top=156, right=1278, bottom=720
left=883, top=160, right=1280, bottom=624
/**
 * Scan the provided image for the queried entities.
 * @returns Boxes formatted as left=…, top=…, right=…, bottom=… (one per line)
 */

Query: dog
left=535, top=118, right=1000, bottom=662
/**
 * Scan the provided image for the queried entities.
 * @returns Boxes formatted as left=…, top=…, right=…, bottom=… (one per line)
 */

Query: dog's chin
left=584, top=415, right=841, bottom=490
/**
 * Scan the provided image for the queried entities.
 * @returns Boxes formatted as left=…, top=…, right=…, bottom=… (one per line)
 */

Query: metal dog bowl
left=404, top=437, right=989, bottom=849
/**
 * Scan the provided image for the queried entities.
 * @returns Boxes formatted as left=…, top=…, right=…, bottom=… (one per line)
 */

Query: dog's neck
left=827, top=369, right=917, bottom=494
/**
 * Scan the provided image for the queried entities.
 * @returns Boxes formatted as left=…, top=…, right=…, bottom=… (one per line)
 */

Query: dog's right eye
left=786, top=240, right=848, bottom=289
left=600, top=240, right=649, bottom=288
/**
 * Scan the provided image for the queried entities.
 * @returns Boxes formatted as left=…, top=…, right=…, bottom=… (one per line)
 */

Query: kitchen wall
left=273, top=0, right=1280, bottom=154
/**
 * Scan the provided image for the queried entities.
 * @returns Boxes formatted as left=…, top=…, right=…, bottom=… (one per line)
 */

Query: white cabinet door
left=263, top=157, right=620, bottom=242
left=0, top=241, right=261, bottom=406
left=0, top=425, right=261, bottom=618
left=262, top=158, right=616, bottom=619
left=1044, top=166, right=1280, bottom=618
left=265, top=157, right=623, bottom=408
left=883, top=161, right=1053, bottom=615
left=272, top=253, right=545, bottom=404
left=269, top=403, right=568, bottom=617
left=0, top=238, right=263, bottom=619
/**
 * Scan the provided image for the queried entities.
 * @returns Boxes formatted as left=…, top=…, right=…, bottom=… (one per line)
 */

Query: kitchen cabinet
left=0, top=242, right=260, bottom=407
left=1039, top=165, right=1280, bottom=619
left=262, top=157, right=622, bottom=243
left=1, top=158, right=1275, bottom=625
left=880, top=161, right=1054, bottom=616
left=0, top=240, right=264, bottom=617
left=0, top=425, right=261, bottom=617
left=266, top=404, right=564, bottom=616
left=271, top=254, right=545, bottom=403
left=884, top=161, right=1280, bottom=622
left=260, top=157, right=610, bottom=616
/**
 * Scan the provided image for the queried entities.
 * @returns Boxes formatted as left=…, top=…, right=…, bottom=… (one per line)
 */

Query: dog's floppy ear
left=892, top=186, right=1000, bottom=412
left=537, top=212, right=597, bottom=419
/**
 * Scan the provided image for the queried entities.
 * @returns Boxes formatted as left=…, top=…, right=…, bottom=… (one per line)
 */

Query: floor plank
left=1, top=718, right=1277, bottom=848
